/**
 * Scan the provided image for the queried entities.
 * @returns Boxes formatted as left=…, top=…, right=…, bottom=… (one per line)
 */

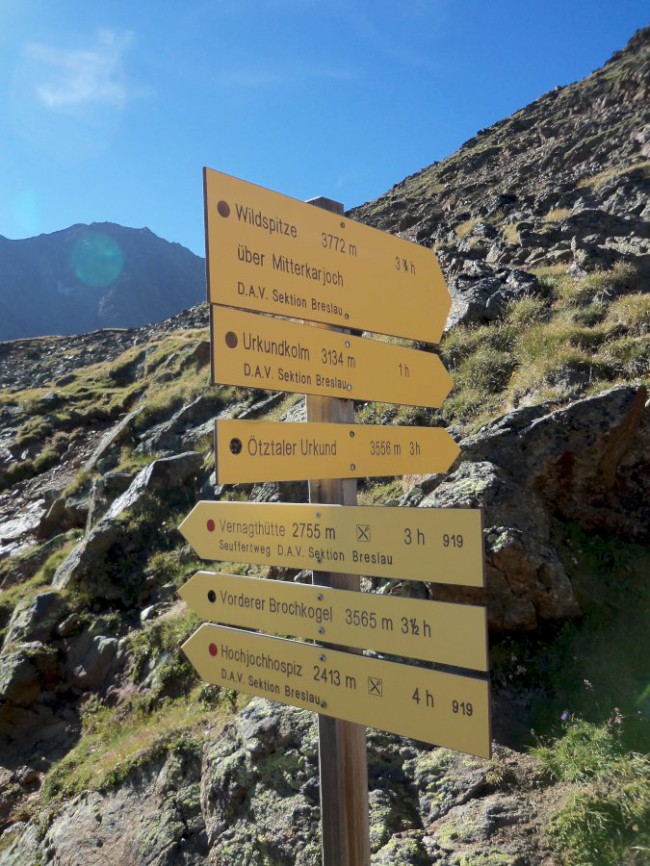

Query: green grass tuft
left=606, top=293, right=650, bottom=334
left=41, top=689, right=219, bottom=802
left=438, top=263, right=647, bottom=430
left=541, top=730, right=650, bottom=866
left=534, top=718, right=625, bottom=782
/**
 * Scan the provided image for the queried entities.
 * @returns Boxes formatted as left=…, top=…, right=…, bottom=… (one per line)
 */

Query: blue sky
left=0, top=1, right=648, bottom=256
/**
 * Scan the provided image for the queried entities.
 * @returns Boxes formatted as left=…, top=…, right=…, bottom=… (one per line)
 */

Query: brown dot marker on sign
left=209, top=643, right=218, bottom=657
left=207, top=519, right=215, bottom=532
left=225, top=331, right=238, bottom=349
left=217, top=200, right=230, bottom=218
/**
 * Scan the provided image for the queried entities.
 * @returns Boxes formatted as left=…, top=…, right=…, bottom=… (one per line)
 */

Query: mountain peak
left=0, top=223, right=206, bottom=341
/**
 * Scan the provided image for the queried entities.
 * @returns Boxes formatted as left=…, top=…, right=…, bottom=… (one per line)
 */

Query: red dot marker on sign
left=207, top=519, right=215, bottom=532
left=209, top=643, right=218, bottom=657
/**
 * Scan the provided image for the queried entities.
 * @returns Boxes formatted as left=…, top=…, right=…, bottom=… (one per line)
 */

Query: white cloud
left=26, top=29, right=143, bottom=111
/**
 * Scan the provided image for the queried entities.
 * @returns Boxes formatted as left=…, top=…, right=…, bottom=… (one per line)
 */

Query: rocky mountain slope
left=0, top=223, right=205, bottom=341
left=351, top=24, right=650, bottom=329
left=0, top=26, right=649, bottom=866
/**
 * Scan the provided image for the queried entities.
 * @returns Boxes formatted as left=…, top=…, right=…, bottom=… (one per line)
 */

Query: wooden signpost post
left=304, top=280, right=371, bottom=862
left=179, top=169, right=491, bottom=866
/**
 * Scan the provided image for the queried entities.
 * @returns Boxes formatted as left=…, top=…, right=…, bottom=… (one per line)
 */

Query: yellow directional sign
left=215, top=420, right=460, bottom=483
left=179, top=572, right=488, bottom=670
left=183, top=623, right=491, bottom=757
left=211, top=306, right=453, bottom=408
left=204, top=167, right=451, bottom=343
left=179, top=501, right=484, bottom=586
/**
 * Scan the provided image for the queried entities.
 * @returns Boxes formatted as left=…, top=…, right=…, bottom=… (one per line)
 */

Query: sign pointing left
left=179, top=571, right=488, bottom=669
left=182, top=622, right=491, bottom=757
left=178, top=501, right=484, bottom=586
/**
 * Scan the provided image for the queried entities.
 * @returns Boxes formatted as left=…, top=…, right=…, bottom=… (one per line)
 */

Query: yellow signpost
left=204, top=167, right=451, bottom=342
left=179, top=501, right=484, bottom=586
left=180, top=572, right=488, bottom=669
left=214, top=419, right=460, bottom=483
left=183, top=622, right=491, bottom=758
left=211, top=305, right=453, bottom=407
left=182, top=174, right=490, bottom=865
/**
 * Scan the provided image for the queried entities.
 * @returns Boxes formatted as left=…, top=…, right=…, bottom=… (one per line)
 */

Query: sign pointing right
left=210, top=306, right=453, bottom=408
left=215, top=419, right=460, bottom=483
left=204, top=167, right=451, bottom=342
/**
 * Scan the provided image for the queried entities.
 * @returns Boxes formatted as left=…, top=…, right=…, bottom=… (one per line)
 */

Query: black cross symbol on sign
left=356, top=524, right=371, bottom=542
left=368, top=677, right=383, bottom=697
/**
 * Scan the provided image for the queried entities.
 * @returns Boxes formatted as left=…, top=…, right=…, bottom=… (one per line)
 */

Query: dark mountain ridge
left=0, top=223, right=205, bottom=342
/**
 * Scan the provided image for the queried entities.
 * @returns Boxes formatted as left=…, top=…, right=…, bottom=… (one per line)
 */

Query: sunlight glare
left=69, top=229, right=124, bottom=288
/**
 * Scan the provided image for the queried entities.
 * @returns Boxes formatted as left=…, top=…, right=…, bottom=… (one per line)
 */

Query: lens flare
left=69, top=230, right=124, bottom=289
